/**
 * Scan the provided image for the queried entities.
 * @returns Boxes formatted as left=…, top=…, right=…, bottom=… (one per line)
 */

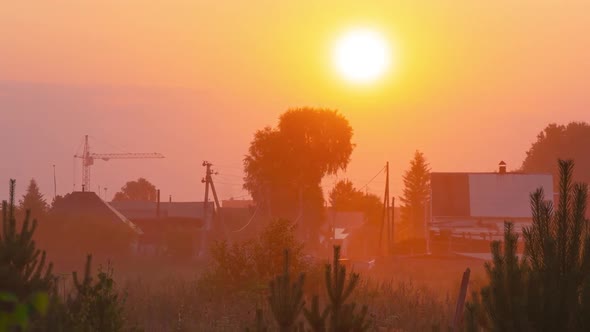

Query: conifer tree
left=68, top=255, right=126, bottom=332
left=18, top=179, right=49, bottom=220
left=302, top=295, right=328, bottom=332
left=268, top=250, right=305, bottom=332
left=0, top=179, right=54, bottom=300
left=479, top=222, right=530, bottom=332
left=324, top=246, right=370, bottom=331
left=522, top=159, right=590, bottom=331
left=257, top=246, right=372, bottom=332
left=400, top=151, right=431, bottom=240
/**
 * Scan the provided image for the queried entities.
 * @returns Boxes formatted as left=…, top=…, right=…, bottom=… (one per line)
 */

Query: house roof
left=51, top=191, right=143, bottom=235
left=109, top=201, right=214, bottom=220
left=431, top=172, right=554, bottom=219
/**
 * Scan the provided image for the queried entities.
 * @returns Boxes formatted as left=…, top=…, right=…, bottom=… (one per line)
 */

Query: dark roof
left=109, top=201, right=214, bottom=220
left=51, top=191, right=142, bottom=234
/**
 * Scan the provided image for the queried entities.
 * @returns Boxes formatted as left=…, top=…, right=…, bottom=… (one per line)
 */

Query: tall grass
left=122, top=273, right=454, bottom=331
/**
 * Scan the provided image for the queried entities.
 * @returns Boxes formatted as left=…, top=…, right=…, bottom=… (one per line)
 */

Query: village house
left=428, top=161, right=554, bottom=254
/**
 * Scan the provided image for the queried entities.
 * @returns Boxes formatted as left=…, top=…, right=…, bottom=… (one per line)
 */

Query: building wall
left=468, top=173, right=553, bottom=218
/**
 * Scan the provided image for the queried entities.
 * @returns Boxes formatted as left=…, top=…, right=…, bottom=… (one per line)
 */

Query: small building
left=324, top=209, right=365, bottom=257
left=430, top=161, right=554, bottom=244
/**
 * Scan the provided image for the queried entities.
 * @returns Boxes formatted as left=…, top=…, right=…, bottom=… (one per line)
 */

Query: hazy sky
left=2, top=1, right=590, bottom=204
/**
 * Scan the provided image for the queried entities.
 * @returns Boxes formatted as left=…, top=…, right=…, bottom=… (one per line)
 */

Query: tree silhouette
left=18, top=179, right=49, bottom=220
left=399, top=151, right=430, bottom=240
left=521, top=122, right=590, bottom=186
left=112, top=177, right=157, bottom=202
left=0, top=179, right=54, bottom=300
left=244, top=108, right=354, bottom=243
left=329, top=180, right=381, bottom=226
left=267, top=250, right=305, bottom=332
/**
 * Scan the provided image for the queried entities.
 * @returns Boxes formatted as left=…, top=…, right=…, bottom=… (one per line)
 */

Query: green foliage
left=204, top=219, right=306, bottom=292
left=0, top=179, right=54, bottom=301
left=268, top=250, right=305, bottom=332
left=253, top=219, right=305, bottom=280
left=479, top=222, right=530, bottom=331
left=244, top=108, right=354, bottom=242
left=302, top=296, right=328, bottom=332
left=67, top=255, right=126, bottom=332
left=400, top=150, right=431, bottom=240
left=467, top=159, right=590, bottom=332
left=112, top=178, right=157, bottom=202
left=248, top=245, right=371, bottom=332
left=0, top=292, right=49, bottom=332
left=323, top=246, right=370, bottom=332
left=522, top=159, right=590, bottom=331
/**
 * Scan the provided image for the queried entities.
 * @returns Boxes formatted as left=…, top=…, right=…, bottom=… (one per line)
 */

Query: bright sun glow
left=333, top=28, right=392, bottom=84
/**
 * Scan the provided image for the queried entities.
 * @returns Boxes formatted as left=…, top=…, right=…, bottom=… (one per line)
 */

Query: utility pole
left=378, top=162, right=391, bottom=256
left=391, top=196, right=395, bottom=254
left=201, top=161, right=223, bottom=255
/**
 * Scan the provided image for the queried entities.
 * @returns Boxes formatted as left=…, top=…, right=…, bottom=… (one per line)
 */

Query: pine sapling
left=0, top=179, right=54, bottom=300
left=303, top=295, right=328, bottom=332
left=268, top=250, right=305, bottom=332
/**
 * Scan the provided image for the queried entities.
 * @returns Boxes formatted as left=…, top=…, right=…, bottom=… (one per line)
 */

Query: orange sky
left=2, top=1, right=590, bottom=203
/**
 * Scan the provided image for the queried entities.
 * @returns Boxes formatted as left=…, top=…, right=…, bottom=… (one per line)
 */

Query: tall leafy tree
left=244, top=108, right=354, bottom=243
left=521, top=122, right=590, bottom=186
left=399, top=151, right=431, bottom=240
left=18, top=179, right=49, bottom=220
left=112, top=177, right=157, bottom=202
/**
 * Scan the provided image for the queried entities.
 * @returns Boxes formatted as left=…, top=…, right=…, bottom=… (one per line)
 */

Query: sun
left=333, top=28, right=392, bottom=84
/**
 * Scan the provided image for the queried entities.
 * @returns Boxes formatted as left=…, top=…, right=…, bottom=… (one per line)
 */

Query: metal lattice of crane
left=74, top=135, right=165, bottom=191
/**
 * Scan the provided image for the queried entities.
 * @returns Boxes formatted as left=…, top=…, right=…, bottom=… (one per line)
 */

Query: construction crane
left=74, top=135, right=165, bottom=191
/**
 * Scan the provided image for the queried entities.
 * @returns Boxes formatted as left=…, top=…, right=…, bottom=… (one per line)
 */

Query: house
left=222, top=199, right=254, bottom=209
left=109, top=201, right=210, bottom=257
left=51, top=191, right=142, bottom=235
left=47, top=191, right=143, bottom=256
left=109, top=201, right=213, bottom=224
left=429, top=161, right=554, bottom=244
left=323, top=209, right=365, bottom=257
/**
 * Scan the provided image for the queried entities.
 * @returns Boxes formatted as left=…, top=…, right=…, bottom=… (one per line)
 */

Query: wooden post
left=452, top=268, right=471, bottom=331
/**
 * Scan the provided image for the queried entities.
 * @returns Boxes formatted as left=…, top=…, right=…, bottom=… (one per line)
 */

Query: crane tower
left=74, top=135, right=165, bottom=191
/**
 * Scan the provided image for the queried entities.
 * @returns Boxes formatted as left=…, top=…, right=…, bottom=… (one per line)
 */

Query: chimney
left=499, top=161, right=507, bottom=174
left=156, top=189, right=161, bottom=218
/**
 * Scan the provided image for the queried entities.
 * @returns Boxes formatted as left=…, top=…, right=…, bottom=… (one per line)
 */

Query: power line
left=358, top=166, right=387, bottom=192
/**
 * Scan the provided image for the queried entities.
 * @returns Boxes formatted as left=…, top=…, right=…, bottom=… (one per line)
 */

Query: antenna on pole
left=53, top=164, right=57, bottom=200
